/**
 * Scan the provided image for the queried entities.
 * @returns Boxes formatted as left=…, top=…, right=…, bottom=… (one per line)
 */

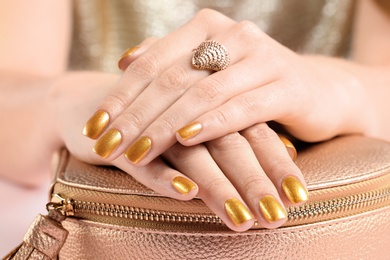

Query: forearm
left=0, top=73, right=59, bottom=186
left=302, top=55, right=390, bottom=142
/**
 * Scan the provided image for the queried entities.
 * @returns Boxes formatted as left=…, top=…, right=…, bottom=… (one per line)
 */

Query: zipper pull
left=3, top=194, right=72, bottom=260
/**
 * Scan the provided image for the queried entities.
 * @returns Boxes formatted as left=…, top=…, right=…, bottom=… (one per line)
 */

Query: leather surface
left=55, top=136, right=390, bottom=259
left=6, top=214, right=68, bottom=260
left=59, top=136, right=390, bottom=193
left=59, top=206, right=390, bottom=260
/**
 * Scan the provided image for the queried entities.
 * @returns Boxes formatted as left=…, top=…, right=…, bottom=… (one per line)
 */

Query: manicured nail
left=177, top=122, right=202, bottom=141
left=259, top=195, right=287, bottom=223
left=282, top=176, right=309, bottom=204
left=224, top=198, right=253, bottom=226
left=93, top=129, right=122, bottom=158
left=118, top=46, right=139, bottom=70
left=124, top=136, right=152, bottom=164
left=278, top=135, right=297, bottom=161
left=172, top=176, right=197, bottom=195
left=83, top=110, right=110, bottom=140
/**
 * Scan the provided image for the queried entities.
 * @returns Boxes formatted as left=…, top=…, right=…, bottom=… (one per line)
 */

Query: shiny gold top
left=70, top=0, right=354, bottom=73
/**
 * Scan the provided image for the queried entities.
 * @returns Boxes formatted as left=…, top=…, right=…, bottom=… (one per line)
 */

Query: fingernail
left=177, top=122, right=202, bottom=141
left=93, top=129, right=122, bottom=158
left=118, top=46, right=139, bottom=70
left=83, top=110, right=110, bottom=140
left=124, top=136, right=152, bottom=164
left=279, top=135, right=297, bottom=161
left=224, top=198, right=253, bottom=226
left=282, top=176, right=309, bottom=204
left=259, top=195, right=287, bottom=223
left=172, top=176, right=197, bottom=195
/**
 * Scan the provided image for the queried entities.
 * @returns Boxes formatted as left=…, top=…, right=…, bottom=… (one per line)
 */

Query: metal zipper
left=51, top=173, right=390, bottom=229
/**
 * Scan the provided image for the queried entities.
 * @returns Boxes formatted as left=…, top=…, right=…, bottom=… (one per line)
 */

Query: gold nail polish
left=279, top=135, right=297, bottom=161
left=92, top=129, right=122, bottom=158
left=83, top=110, right=110, bottom=140
left=282, top=176, right=309, bottom=204
left=124, top=136, right=152, bottom=163
left=259, top=195, right=287, bottom=223
left=177, top=122, right=202, bottom=141
left=118, top=46, right=139, bottom=69
left=172, top=176, right=197, bottom=195
left=224, top=198, right=253, bottom=226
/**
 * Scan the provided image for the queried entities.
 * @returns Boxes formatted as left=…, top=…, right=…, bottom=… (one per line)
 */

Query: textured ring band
left=192, top=40, right=230, bottom=71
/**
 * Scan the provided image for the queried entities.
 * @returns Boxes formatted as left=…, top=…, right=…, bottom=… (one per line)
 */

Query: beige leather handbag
left=5, top=135, right=390, bottom=259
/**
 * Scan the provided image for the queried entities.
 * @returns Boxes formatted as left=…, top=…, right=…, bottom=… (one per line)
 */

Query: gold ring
left=192, top=40, right=230, bottom=71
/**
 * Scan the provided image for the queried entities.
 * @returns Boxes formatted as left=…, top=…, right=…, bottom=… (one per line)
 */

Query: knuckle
left=158, top=116, right=176, bottom=134
left=194, top=78, right=224, bottom=103
left=104, top=91, right=131, bottom=109
left=210, top=108, right=230, bottom=128
left=209, top=133, right=246, bottom=153
left=235, top=20, right=262, bottom=39
left=127, top=52, right=159, bottom=79
left=244, top=123, right=276, bottom=147
left=122, top=111, right=145, bottom=130
left=195, top=8, right=221, bottom=22
left=157, top=66, right=187, bottom=92
left=238, top=96, right=259, bottom=117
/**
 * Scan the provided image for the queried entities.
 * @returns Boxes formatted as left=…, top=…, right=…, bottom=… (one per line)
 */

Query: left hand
left=83, top=9, right=364, bottom=166
left=48, top=72, right=305, bottom=231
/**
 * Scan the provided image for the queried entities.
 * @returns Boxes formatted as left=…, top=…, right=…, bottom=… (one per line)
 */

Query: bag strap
left=3, top=205, right=68, bottom=260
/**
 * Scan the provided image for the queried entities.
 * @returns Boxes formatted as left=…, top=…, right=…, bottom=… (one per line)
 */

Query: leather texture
left=59, top=206, right=390, bottom=260
left=53, top=135, right=390, bottom=259
left=5, top=214, right=68, bottom=260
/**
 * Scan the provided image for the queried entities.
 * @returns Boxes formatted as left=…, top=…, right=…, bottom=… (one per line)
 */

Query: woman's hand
left=163, top=123, right=307, bottom=231
left=48, top=72, right=306, bottom=231
left=82, top=9, right=366, bottom=167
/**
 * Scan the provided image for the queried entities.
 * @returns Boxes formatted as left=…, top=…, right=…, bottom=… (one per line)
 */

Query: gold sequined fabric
left=69, top=0, right=354, bottom=73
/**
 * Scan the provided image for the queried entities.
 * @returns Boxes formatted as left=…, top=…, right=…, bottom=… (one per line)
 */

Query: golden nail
left=177, top=122, right=202, bottom=141
left=124, top=136, right=152, bottom=163
left=172, top=176, right=197, bottom=195
left=83, top=110, right=110, bottom=140
left=92, top=129, right=122, bottom=158
left=278, top=135, right=297, bottom=161
left=118, top=46, right=139, bottom=69
left=259, top=195, right=287, bottom=223
left=282, top=176, right=309, bottom=204
left=224, top=198, right=253, bottom=226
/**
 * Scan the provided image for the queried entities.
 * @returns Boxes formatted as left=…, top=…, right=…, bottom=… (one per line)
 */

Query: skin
left=1, top=0, right=390, bottom=231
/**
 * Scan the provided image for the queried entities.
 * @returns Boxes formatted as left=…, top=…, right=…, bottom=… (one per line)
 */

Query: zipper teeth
left=71, top=187, right=390, bottom=225
left=288, top=187, right=390, bottom=221
left=73, top=200, right=224, bottom=224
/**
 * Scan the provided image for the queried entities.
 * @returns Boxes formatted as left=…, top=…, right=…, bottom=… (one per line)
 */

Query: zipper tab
left=47, top=193, right=74, bottom=216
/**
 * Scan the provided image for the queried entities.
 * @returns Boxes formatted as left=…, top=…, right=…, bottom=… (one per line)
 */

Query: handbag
left=4, top=135, right=390, bottom=259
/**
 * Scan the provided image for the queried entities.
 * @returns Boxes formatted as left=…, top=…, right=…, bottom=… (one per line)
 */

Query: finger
left=112, top=155, right=199, bottom=201
left=206, top=132, right=287, bottom=229
left=175, top=79, right=297, bottom=146
left=241, top=123, right=308, bottom=207
left=82, top=9, right=235, bottom=140
left=117, top=37, right=160, bottom=71
left=163, top=143, right=255, bottom=232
